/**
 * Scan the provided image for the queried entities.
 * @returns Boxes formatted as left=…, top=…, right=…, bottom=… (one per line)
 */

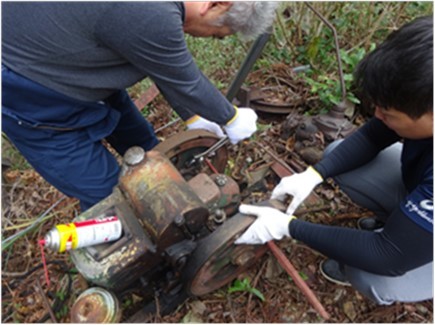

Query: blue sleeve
left=314, top=118, right=400, bottom=179
left=95, top=2, right=235, bottom=124
left=290, top=206, right=433, bottom=276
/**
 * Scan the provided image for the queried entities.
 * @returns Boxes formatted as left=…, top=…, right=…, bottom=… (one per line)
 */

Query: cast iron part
left=154, top=129, right=228, bottom=180
left=69, top=131, right=261, bottom=322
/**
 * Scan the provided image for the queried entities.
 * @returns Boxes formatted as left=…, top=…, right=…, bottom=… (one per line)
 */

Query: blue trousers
left=2, top=66, right=158, bottom=211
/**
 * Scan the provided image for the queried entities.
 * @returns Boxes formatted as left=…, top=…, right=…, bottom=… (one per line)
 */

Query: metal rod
left=226, top=31, right=272, bottom=102
left=304, top=2, right=346, bottom=101
left=267, top=241, right=330, bottom=320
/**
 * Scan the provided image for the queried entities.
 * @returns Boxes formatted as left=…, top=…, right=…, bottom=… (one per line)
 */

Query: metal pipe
left=304, top=3, right=346, bottom=101
left=226, top=31, right=272, bottom=102
left=267, top=241, right=330, bottom=320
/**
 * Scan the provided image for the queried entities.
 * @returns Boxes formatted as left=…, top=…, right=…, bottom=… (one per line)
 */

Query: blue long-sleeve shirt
left=291, top=118, right=433, bottom=276
left=2, top=2, right=235, bottom=124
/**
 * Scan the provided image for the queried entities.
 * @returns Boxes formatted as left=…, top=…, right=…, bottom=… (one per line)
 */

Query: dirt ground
left=1, top=64, right=433, bottom=323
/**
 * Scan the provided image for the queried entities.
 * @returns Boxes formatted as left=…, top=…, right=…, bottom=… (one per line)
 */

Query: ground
left=1, top=64, right=433, bottom=323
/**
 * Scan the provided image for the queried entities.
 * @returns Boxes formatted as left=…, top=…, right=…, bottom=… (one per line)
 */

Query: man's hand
left=235, top=204, right=296, bottom=245
left=271, top=166, right=323, bottom=216
left=223, top=107, right=257, bottom=144
left=186, top=115, right=225, bottom=138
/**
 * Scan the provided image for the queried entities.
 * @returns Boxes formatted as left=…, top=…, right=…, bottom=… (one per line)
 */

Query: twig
left=226, top=295, right=237, bottom=323
left=153, top=294, right=161, bottom=323
left=245, top=259, right=267, bottom=322
left=35, top=279, right=58, bottom=323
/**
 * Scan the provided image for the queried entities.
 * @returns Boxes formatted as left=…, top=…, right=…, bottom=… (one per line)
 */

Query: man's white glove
left=234, top=204, right=296, bottom=245
left=271, top=166, right=323, bottom=216
left=223, top=107, right=257, bottom=144
left=186, top=115, right=225, bottom=138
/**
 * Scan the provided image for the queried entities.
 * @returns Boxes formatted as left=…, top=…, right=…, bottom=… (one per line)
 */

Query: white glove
left=223, top=107, right=257, bottom=144
left=271, top=166, right=323, bottom=216
left=235, top=204, right=296, bottom=245
left=186, top=115, right=225, bottom=138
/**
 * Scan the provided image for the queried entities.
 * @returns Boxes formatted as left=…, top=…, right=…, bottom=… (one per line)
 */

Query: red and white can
left=41, top=216, right=122, bottom=253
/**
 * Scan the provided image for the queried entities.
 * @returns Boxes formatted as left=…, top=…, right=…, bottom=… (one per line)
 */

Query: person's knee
left=345, top=266, right=395, bottom=305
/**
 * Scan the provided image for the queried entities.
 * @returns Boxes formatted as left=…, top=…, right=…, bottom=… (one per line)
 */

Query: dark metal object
left=304, top=3, right=356, bottom=140
left=304, top=3, right=345, bottom=101
left=235, top=64, right=311, bottom=114
left=183, top=212, right=268, bottom=296
left=226, top=32, right=272, bottom=102
left=154, top=130, right=228, bottom=179
left=69, top=131, right=261, bottom=322
left=312, top=102, right=356, bottom=141
left=237, top=87, right=298, bottom=114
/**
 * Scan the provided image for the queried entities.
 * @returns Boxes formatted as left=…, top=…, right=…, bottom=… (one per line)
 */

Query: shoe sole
left=319, top=260, right=351, bottom=286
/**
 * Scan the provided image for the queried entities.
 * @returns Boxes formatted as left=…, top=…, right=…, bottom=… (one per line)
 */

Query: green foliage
left=228, top=278, right=265, bottom=301
left=128, top=3, right=432, bottom=114
left=269, top=2, right=432, bottom=111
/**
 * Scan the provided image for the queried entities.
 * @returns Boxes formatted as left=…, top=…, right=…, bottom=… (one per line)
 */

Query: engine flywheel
left=155, top=130, right=228, bottom=180
left=182, top=213, right=268, bottom=296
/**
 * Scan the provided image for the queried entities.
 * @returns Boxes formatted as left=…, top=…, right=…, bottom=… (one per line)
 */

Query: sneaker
left=319, top=259, right=351, bottom=286
left=357, top=217, right=385, bottom=231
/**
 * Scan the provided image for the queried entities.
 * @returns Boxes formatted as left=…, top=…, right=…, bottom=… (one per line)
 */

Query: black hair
left=354, top=16, right=433, bottom=119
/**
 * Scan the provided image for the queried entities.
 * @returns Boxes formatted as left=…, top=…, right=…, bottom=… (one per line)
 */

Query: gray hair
left=214, top=2, right=280, bottom=40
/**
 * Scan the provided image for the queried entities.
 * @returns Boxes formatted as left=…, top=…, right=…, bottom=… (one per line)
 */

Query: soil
left=1, top=64, right=433, bottom=323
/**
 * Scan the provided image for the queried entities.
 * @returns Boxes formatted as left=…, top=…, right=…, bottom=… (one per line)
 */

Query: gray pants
left=325, top=140, right=433, bottom=305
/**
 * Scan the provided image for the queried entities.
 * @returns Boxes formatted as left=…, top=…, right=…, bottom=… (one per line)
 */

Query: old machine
left=69, top=10, right=353, bottom=319
left=69, top=130, right=277, bottom=322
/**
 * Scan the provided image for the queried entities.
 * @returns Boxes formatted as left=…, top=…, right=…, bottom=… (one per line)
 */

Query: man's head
left=183, top=2, right=279, bottom=40
left=354, top=16, right=433, bottom=139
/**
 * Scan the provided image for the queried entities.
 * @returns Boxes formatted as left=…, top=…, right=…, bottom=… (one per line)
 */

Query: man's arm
left=95, top=2, right=235, bottom=125
left=290, top=204, right=433, bottom=276
left=314, top=118, right=400, bottom=179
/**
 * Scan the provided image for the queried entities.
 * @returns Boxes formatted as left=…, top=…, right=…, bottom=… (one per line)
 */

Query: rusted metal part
left=313, top=102, right=356, bottom=141
left=70, top=188, right=160, bottom=291
left=254, top=142, right=325, bottom=210
left=118, top=148, right=208, bottom=249
left=188, top=173, right=221, bottom=206
left=188, top=173, right=240, bottom=217
left=183, top=212, right=269, bottom=296
left=209, top=174, right=240, bottom=216
left=267, top=241, right=330, bottom=320
left=154, top=130, right=228, bottom=179
left=236, top=86, right=300, bottom=114
left=71, top=287, right=122, bottom=323
left=133, top=83, right=160, bottom=110
left=70, top=141, right=234, bottom=293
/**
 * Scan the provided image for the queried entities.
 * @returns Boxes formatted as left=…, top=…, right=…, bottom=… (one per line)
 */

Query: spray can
left=40, top=216, right=122, bottom=253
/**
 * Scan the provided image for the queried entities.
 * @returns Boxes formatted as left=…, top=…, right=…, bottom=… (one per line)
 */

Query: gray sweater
left=2, top=2, right=235, bottom=124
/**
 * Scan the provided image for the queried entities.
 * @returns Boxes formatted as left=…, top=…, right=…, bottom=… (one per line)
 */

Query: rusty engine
left=69, top=130, right=270, bottom=322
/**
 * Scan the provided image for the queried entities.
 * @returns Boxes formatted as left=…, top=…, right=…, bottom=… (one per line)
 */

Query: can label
left=55, top=216, right=122, bottom=252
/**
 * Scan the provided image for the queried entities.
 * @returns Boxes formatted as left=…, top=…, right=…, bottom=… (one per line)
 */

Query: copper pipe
left=267, top=241, right=330, bottom=320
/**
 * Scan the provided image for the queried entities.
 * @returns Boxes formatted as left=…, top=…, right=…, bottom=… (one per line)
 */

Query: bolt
left=124, top=147, right=146, bottom=166
left=174, top=214, right=185, bottom=226
left=214, top=175, right=227, bottom=187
